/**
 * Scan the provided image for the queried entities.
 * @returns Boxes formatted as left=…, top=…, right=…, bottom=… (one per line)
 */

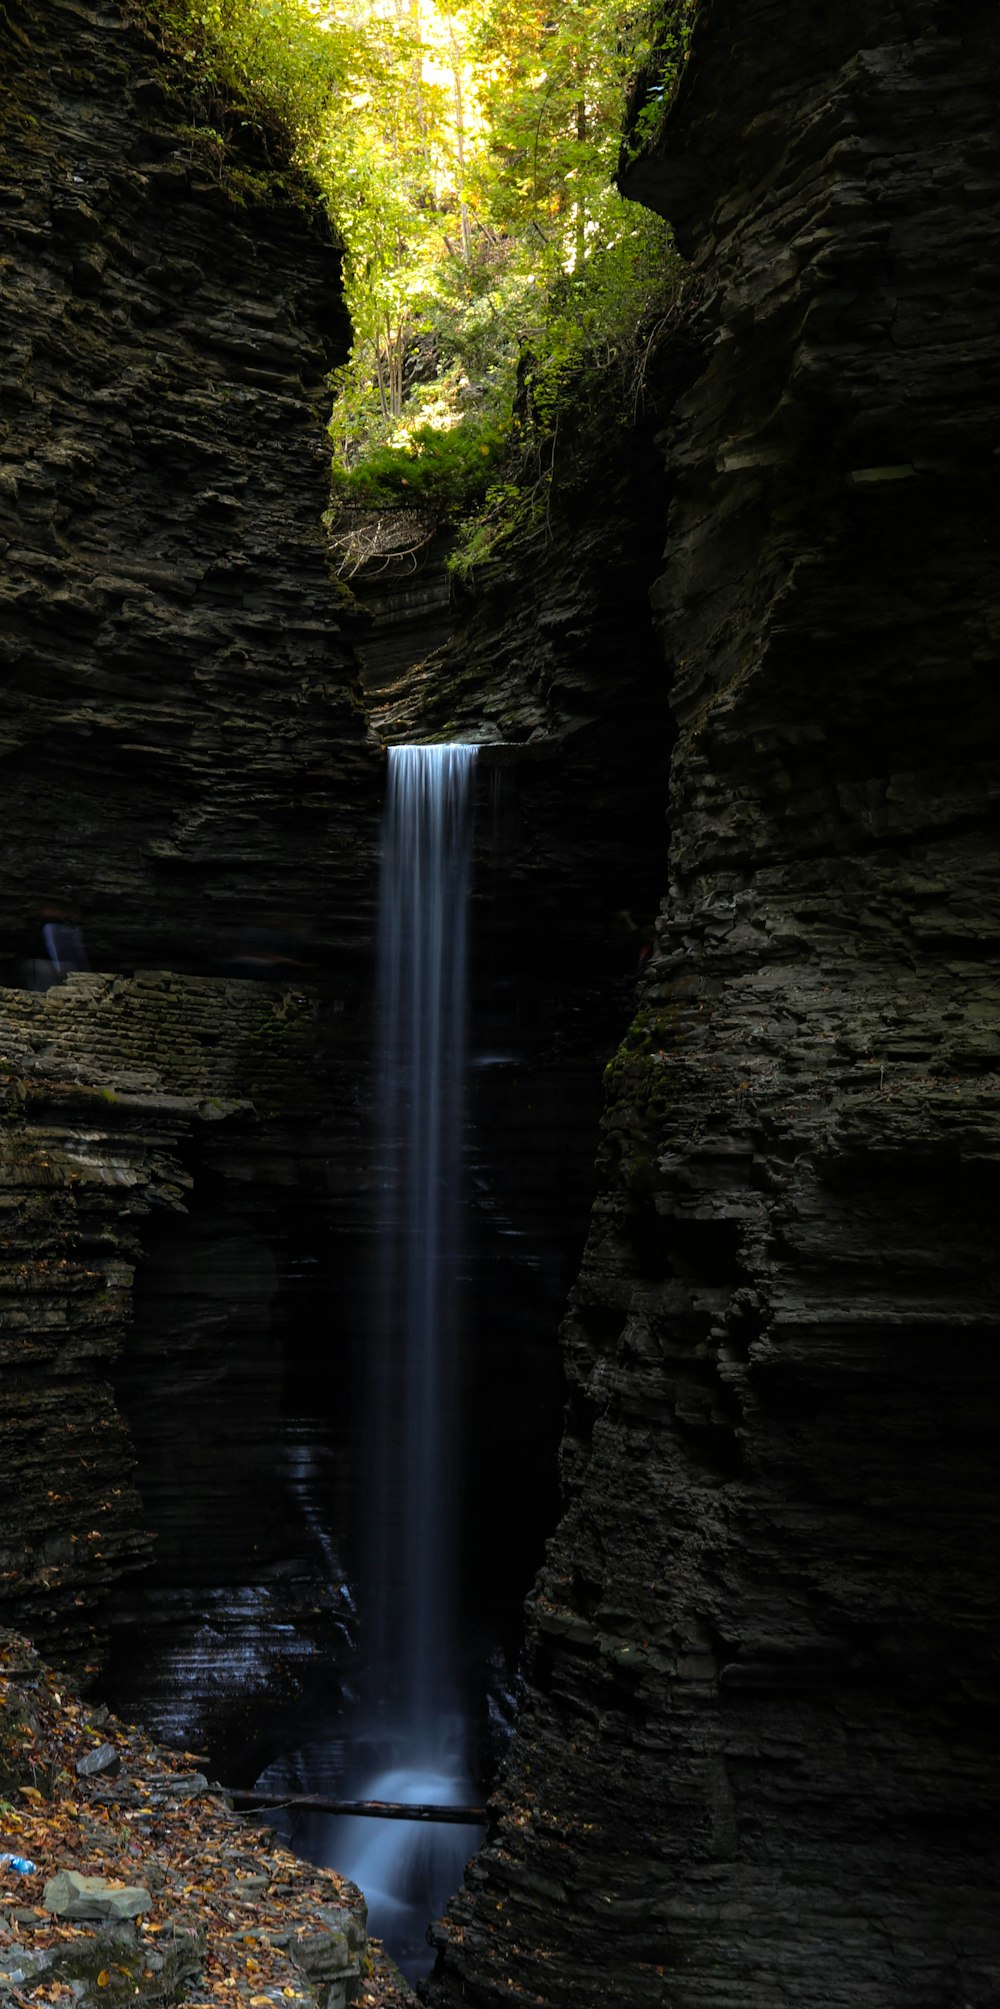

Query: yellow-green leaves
left=138, top=0, right=686, bottom=507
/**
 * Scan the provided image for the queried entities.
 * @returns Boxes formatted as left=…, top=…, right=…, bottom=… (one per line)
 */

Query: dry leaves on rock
left=0, top=1632, right=416, bottom=2009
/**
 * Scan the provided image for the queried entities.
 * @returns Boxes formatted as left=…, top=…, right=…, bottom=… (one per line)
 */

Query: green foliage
left=448, top=473, right=544, bottom=578
left=620, top=0, right=700, bottom=165
left=449, top=202, right=685, bottom=577
left=132, top=0, right=366, bottom=167
left=518, top=202, right=681, bottom=415
left=133, top=0, right=694, bottom=530
left=469, top=0, right=635, bottom=260
left=330, top=413, right=506, bottom=513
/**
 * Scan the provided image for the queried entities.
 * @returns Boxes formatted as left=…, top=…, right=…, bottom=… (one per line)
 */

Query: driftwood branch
left=223, top=1790, right=486, bottom=1824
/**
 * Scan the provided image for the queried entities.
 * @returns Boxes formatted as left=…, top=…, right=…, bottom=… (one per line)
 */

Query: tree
left=468, top=0, right=636, bottom=269
left=137, top=0, right=688, bottom=486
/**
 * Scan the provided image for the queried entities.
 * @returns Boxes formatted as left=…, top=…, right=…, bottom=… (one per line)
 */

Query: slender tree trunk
left=574, top=93, right=587, bottom=266
left=448, top=19, right=472, bottom=262
left=410, top=0, right=428, bottom=155
left=385, top=311, right=409, bottom=420
left=374, top=341, right=389, bottom=423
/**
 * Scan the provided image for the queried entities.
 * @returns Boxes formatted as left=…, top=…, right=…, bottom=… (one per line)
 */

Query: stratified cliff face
left=0, top=0, right=375, bottom=981
left=429, top=5, right=1000, bottom=2006
left=0, top=0, right=666, bottom=1755
left=0, top=0, right=379, bottom=1707
left=0, top=972, right=364, bottom=1705
left=5, top=0, right=1000, bottom=1990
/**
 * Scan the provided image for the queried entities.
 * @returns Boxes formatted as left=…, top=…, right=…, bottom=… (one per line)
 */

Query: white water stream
left=337, top=743, right=482, bottom=1975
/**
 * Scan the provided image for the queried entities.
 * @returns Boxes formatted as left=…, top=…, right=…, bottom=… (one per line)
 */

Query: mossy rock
left=603, top=1006, right=683, bottom=1189
left=0, top=1697, right=38, bottom=1800
left=49, top=1920, right=204, bottom=2007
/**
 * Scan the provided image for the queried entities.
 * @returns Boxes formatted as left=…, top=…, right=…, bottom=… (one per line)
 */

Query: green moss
left=49, top=1922, right=205, bottom=2007
left=603, top=1006, right=681, bottom=1194
left=174, top=121, right=304, bottom=206
left=0, top=1698, right=35, bottom=1800
left=604, top=1005, right=680, bottom=1084
left=620, top=0, right=701, bottom=167
left=123, top=2, right=328, bottom=220
left=240, top=997, right=317, bottom=1114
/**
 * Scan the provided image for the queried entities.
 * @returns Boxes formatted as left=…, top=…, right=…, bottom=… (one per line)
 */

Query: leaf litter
left=0, top=1632, right=415, bottom=2009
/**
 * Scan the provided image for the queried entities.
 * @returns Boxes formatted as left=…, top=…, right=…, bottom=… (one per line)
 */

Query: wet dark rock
left=0, top=0, right=670, bottom=1780
left=0, top=1943, right=51, bottom=1988
left=0, top=0, right=379, bottom=987
left=288, top=1907, right=367, bottom=1982
left=2, top=0, right=999, bottom=2001
left=0, top=968, right=371, bottom=1727
left=0, top=0, right=381, bottom=1728
left=427, top=2, right=1000, bottom=2006
left=44, top=1918, right=204, bottom=2009
left=74, top=1742, right=120, bottom=1778
left=0, top=0, right=598, bottom=1769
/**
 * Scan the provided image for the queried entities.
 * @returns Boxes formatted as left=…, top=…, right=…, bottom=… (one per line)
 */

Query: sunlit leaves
left=140, top=0, right=689, bottom=481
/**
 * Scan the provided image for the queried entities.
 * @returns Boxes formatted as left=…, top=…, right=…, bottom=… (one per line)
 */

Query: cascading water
left=337, top=743, right=482, bottom=1977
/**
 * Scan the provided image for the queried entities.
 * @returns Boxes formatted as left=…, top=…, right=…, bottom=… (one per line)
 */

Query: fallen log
left=223, top=1789, right=487, bottom=1824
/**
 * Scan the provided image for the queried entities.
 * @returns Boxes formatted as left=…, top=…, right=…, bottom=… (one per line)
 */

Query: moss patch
left=603, top=1006, right=682, bottom=1194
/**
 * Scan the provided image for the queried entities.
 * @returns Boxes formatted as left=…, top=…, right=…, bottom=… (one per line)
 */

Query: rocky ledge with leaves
left=0, top=1635, right=414, bottom=2009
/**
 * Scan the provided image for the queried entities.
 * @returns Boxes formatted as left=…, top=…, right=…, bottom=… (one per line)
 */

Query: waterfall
left=338, top=742, right=482, bottom=1976
left=369, top=742, right=477, bottom=1727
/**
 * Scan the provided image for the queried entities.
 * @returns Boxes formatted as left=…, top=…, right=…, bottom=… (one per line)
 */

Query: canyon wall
left=0, top=0, right=661, bottom=1765
left=0, top=0, right=376, bottom=980
left=2, top=0, right=999, bottom=1998
left=0, top=0, right=379, bottom=1714
left=428, top=2, right=1000, bottom=2005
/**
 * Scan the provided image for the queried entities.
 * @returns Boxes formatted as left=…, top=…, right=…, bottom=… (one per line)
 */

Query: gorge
left=1, top=1, right=999, bottom=2007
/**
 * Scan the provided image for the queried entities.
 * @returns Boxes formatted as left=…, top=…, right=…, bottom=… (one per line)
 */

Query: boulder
left=42, top=1870, right=151, bottom=1921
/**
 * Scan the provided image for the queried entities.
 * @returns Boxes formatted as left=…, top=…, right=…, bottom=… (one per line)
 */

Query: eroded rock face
left=0, top=0, right=377, bottom=982
left=428, top=4, right=1000, bottom=2005
left=0, top=0, right=380, bottom=1707
left=0, top=970, right=367, bottom=1710
left=5, top=0, right=1000, bottom=1991
left=0, top=0, right=662, bottom=1756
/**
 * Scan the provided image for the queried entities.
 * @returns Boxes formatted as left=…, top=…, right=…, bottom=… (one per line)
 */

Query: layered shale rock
left=0, top=0, right=659, bottom=1761
left=0, top=0, right=660, bottom=1769
left=362, top=336, right=693, bottom=1076
left=327, top=410, right=688, bottom=1720
left=0, top=0, right=377, bottom=983
left=428, top=3, right=1000, bottom=2005
left=0, top=0, right=379, bottom=1723
left=0, top=971, right=365, bottom=1730
left=5, top=0, right=1000, bottom=1994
